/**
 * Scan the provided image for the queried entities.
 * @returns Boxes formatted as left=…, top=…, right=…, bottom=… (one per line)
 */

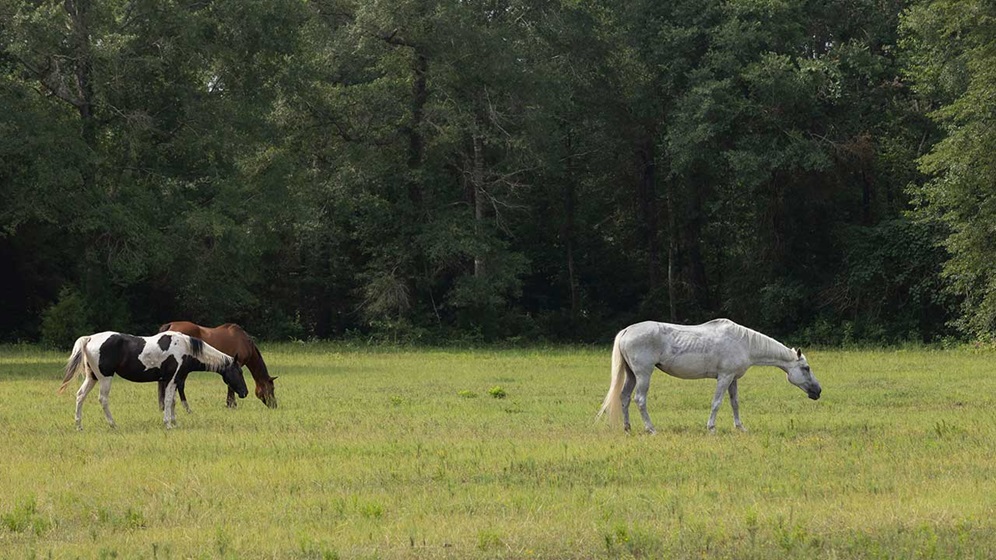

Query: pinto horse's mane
left=173, top=332, right=232, bottom=373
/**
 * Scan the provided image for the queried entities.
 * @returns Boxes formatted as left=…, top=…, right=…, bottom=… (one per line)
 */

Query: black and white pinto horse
left=58, top=331, right=248, bottom=429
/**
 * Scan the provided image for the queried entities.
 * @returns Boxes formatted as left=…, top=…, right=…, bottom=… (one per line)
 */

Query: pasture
left=1, top=344, right=995, bottom=559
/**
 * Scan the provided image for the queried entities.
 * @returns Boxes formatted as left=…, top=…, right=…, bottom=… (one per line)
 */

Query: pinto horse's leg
left=162, top=377, right=178, bottom=429
left=74, top=374, right=97, bottom=431
left=158, top=379, right=168, bottom=411
left=707, top=374, right=736, bottom=433
left=178, top=382, right=191, bottom=414
left=97, top=377, right=116, bottom=428
left=632, top=371, right=656, bottom=435
left=728, top=378, right=747, bottom=432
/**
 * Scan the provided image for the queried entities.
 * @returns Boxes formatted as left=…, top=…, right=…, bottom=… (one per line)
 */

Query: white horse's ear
left=796, top=348, right=802, bottom=359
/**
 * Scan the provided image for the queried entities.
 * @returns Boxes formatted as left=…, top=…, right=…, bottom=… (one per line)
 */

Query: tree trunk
left=472, top=130, right=486, bottom=278
left=665, top=178, right=677, bottom=322
left=563, top=132, right=579, bottom=318
left=637, top=137, right=661, bottom=294
left=684, top=173, right=710, bottom=313
left=406, top=51, right=428, bottom=212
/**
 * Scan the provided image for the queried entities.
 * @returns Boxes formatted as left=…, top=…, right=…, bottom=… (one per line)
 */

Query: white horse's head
left=786, top=349, right=821, bottom=400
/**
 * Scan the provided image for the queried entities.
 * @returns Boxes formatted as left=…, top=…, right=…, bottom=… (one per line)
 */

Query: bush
left=40, top=287, right=94, bottom=348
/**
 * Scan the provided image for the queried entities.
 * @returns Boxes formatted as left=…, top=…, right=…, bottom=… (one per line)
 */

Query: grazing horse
left=58, top=331, right=248, bottom=429
left=158, top=321, right=277, bottom=409
left=597, top=319, right=821, bottom=434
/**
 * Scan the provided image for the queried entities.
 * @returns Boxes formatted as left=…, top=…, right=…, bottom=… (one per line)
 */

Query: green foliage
left=0, top=0, right=972, bottom=344
left=903, top=0, right=996, bottom=339
left=40, top=288, right=94, bottom=348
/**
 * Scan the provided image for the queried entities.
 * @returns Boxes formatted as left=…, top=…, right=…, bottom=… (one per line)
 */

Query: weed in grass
left=358, top=502, right=384, bottom=519
left=488, top=385, right=507, bottom=399
left=458, top=390, right=478, bottom=398
left=1, top=496, right=50, bottom=536
left=298, top=537, right=340, bottom=560
left=476, top=529, right=503, bottom=551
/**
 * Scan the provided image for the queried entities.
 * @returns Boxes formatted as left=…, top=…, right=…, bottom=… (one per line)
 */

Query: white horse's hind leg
left=707, top=374, right=736, bottom=433
left=97, top=377, right=116, bottom=428
left=619, top=370, right=637, bottom=432
left=74, top=375, right=97, bottom=431
left=728, top=378, right=747, bottom=432
left=632, top=372, right=656, bottom=435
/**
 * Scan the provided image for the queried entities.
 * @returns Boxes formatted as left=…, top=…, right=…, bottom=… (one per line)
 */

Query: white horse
left=597, top=319, right=821, bottom=433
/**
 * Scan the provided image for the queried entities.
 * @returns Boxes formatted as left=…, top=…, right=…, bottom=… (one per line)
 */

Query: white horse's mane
left=720, top=320, right=796, bottom=362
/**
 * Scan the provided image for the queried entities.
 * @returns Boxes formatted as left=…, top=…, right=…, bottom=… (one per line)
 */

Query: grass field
left=1, top=343, right=996, bottom=559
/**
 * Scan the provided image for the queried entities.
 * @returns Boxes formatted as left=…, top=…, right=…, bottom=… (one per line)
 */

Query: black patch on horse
left=188, top=337, right=203, bottom=359
left=157, top=334, right=172, bottom=351
left=98, top=333, right=168, bottom=383
left=181, top=354, right=206, bottom=373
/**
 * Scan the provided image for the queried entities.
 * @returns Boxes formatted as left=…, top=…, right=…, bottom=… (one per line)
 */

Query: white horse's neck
left=742, top=327, right=796, bottom=369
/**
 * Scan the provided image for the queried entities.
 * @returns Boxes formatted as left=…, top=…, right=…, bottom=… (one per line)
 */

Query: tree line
left=0, top=0, right=992, bottom=346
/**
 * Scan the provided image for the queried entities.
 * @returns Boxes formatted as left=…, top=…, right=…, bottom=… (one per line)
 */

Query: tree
left=903, top=0, right=996, bottom=338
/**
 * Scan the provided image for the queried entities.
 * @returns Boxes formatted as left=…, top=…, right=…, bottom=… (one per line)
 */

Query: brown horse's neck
left=243, top=343, right=271, bottom=383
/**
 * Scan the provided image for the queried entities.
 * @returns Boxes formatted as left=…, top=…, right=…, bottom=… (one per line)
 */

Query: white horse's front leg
left=707, top=374, right=735, bottom=433
left=728, top=377, right=747, bottom=432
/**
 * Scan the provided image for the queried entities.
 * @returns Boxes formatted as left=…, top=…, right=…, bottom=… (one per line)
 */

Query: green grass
left=1, top=343, right=995, bottom=558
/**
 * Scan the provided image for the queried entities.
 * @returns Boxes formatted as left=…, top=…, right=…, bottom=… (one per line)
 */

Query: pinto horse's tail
left=596, top=330, right=628, bottom=426
left=58, top=336, right=91, bottom=394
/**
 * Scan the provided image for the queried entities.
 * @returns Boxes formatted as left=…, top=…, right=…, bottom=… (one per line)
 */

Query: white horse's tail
left=596, top=330, right=627, bottom=426
left=58, top=336, right=91, bottom=394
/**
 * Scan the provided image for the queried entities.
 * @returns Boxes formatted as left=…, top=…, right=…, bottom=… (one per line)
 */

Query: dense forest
left=1, top=0, right=993, bottom=346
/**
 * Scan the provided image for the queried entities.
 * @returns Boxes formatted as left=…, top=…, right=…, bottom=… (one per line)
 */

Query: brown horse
left=158, top=321, right=278, bottom=408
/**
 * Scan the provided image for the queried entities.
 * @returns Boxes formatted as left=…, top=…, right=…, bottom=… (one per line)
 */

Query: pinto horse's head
left=786, top=348, right=821, bottom=400
left=221, top=355, right=249, bottom=399
left=256, top=375, right=278, bottom=408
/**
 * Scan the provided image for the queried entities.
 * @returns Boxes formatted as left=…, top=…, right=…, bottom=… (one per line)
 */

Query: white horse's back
left=618, top=319, right=751, bottom=380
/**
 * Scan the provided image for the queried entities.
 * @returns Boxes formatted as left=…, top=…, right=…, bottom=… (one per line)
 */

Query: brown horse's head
left=256, top=375, right=278, bottom=408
